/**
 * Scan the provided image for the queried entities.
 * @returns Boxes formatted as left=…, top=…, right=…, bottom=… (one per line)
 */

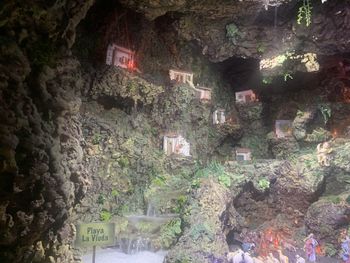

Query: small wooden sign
left=75, top=222, right=115, bottom=247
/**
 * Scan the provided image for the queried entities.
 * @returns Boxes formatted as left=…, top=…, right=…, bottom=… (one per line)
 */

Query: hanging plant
left=318, top=104, right=331, bottom=124
left=297, top=0, right=312, bottom=27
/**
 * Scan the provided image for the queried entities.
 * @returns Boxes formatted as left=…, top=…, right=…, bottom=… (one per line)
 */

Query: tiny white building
left=169, top=69, right=194, bottom=85
left=106, top=44, right=135, bottom=69
left=275, top=120, right=293, bottom=138
left=196, top=87, right=212, bottom=102
left=235, top=90, right=257, bottom=103
left=163, top=133, right=190, bottom=157
left=213, top=109, right=226, bottom=125
left=235, top=148, right=252, bottom=161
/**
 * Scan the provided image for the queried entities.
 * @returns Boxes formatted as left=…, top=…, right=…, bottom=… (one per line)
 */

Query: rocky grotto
left=1, top=0, right=350, bottom=263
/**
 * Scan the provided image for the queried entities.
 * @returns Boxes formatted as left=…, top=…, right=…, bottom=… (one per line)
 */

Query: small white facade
left=163, top=134, right=190, bottom=157
left=106, top=44, right=135, bottom=69
left=235, top=90, right=257, bottom=103
left=196, top=87, right=211, bottom=102
left=213, top=109, right=226, bottom=125
left=235, top=148, right=252, bottom=161
left=169, top=69, right=194, bottom=85
left=275, top=120, right=293, bottom=138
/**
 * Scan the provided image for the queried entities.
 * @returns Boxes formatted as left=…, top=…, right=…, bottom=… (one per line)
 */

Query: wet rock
left=267, top=132, right=300, bottom=159
left=165, top=179, right=231, bottom=263
left=293, top=108, right=317, bottom=141
left=305, top=198, right=350, bottom=244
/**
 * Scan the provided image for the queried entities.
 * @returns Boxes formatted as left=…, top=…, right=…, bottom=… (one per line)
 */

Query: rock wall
left=0, top=0, right=93, bottom=262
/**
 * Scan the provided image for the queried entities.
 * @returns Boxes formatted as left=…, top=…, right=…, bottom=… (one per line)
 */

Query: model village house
left=106, top=44, right=135, bottom=69
left=235, top=89, right=257, bottom=103
left=169, top=69, right=194, bottom=85
left=163, top=133, right=191, bottom=157
left=213, top=109, right=226, bottom=125
left=235, top=148, right=252, bottom=161
left=275, top=120, right=293, bottom=138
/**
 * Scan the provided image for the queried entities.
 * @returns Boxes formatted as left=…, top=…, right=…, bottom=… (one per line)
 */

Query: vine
left=297, top=0, right=312, bottom=27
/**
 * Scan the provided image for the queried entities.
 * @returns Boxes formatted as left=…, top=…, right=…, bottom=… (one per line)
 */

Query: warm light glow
left=127, top=60, right=135, bottom=70
left=332, top=130, right=338, bottom=138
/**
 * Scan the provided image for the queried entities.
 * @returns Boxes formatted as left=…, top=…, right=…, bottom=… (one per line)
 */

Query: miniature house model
left=163, top=133, right=190, bottom=157
left=196, top=87, right=212, bottom=102
left=213, top=109, right=226, bottom=125
left=275, top=120, right=293, bottom=138
left=235, top=90, right=257, bottom=103
left=235, top=148, right=251, bottom=161
left=169, top=69, right=194, bottom=85
left=106, top=44, right=135, bottom=69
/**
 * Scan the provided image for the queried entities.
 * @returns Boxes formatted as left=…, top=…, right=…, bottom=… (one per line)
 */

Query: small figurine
left=317, top=141, right=332, bottom=166
left=340, top=235, right=350, bottom=263
left=295, top=254, right=306, bottom=263
left=304, top=233, right=318, bottom=262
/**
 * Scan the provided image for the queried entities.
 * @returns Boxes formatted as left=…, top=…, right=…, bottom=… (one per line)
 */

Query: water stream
left=82, top=248, right=167, bottom=263
left=82, top=204, right=175, bottom=262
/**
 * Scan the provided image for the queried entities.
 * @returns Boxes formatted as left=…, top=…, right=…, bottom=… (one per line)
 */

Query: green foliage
left=296, top=110, right=305, bottom=117
left=159, top=218, right=182, bottom=248
left=318, top=104, right=331, bottom=124
left=173, top=195, right=188, bottom=214
left=115, top=218, right=129, bottom=234
left=283, top=72, right=293, bottom=81
left=136, top=222, right=153, bottom=233
left=262, top=77, right=273, bottom=85
left=226, top=23, right=240, bottom=44
left=324, top=243, right=337, bottom=257
left=114, top=204, right=130, bottom=216
left=92, top=133, right=102, bottom=145
left=118, top=156, right=130, bottom=168
left=111, top=189, right=119, bottom=197
left=257, top=178, right=270, bottom=191
left=97, top=194, right=106, bottom=205
left=305, top=127, right=332, bottom=142
left=257, top=43, right=265, bottom=54
left=297, top=0, right=312, bottom=27
left=100, top=210, right=112, bottom=221
left=189, top=223, right=214, bottom=241
left=218, top=174, right=231, bottom=188
left=226, top=23, right=239, bottom=38
left=194, top=161, right=231, bottom=188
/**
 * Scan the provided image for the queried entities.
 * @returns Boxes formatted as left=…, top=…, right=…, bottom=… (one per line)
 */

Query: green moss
left=226, top=23, right=240, bottom=44
left=97, top=194, right=106, bottom=205
left=323, top=195, right=341, bottom=204
left=118, top=156, right=130, bottom=168
left=92, top=133, right=102, bottom=145
left=158, top=218, right=182, bottom=249
left=189, top=223, right=214, bottom=241
left=257, top=178, right=270, bottom=191
left=100, top=210, right=112, bottom=221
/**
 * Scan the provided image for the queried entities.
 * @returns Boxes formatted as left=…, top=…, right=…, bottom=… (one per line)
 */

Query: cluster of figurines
left=227, top=229, right=349, bottom=263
